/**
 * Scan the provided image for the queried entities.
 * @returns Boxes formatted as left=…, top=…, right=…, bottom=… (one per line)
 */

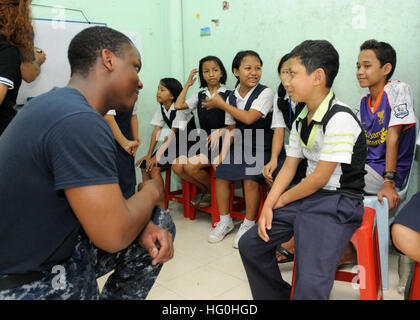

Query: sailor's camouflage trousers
left=0, top=207, right=175, bottom=300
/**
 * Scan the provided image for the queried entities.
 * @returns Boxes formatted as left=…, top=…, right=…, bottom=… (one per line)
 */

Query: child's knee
left=172, top=163, right=184, bottom=176
left=184, top=163, right=200, bottom=176
left=215, top=178, right=230, bottom=187
left=392, top=223, right=417, bottom=253
left=243, top=179, right=260, bottom=192
left=238, top=227, right=262, bottom=258
left=238, top=231, right=251, bottom=253
left=150, top=166, right=162, bottom=178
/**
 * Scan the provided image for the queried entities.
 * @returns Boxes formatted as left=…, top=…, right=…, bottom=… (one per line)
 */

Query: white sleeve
left=107, top=105, right=137, bottom=116
left=0, top=76, right=14, bottom=89
left=224, top=95, right=236, bottom=125
left=319, top=112, right=362, bottom=164
left=285, top=121, right=304, bottom=159
left=388, top=82, right=416, bottom=127
left=150, top=108, right=165, bottom=127
left=271, top=93, right=287, bottom=129
left=250, top=87, right=273, bottom=117
left=173, top=109, right=193, bottom=130
left=354, top=105, right=361, bottom=122
left=185, top=93, right=199, bottom=111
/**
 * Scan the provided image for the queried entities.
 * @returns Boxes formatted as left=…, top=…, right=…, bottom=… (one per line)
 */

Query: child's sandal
left=189, top=193, right=203, bottom=206
left=198, top=193, right=211, bottom=208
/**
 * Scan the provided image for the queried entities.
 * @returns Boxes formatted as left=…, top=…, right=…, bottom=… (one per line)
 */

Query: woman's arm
left=20, top=47, right=46, bottom=83
left=0, top=83, right=8, bottom=105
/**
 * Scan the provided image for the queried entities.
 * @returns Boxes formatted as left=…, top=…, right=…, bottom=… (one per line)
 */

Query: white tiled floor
left=98, top=201, right=405, bottom=300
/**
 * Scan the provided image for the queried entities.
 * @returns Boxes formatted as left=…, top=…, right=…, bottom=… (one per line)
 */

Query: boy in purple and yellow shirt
left=340, top=39, right=417, bottom=267
left=357, top=40, right=416, bottom=209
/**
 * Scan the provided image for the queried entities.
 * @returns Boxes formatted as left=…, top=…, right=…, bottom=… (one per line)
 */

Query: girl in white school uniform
left=263, top=53, right=307, bottom=263
left=202, top=50, right=274, bottom=248
left=173, top=56, right=231, bottom=208
left=136, top=78, right=196, bottom=208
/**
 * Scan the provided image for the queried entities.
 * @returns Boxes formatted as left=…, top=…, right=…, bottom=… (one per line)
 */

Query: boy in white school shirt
left=239, top=40, right=367, bottom=300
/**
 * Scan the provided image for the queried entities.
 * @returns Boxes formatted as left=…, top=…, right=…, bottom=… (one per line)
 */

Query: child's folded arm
left=275, top=160, right=337, bottom=209
left=264, top=156, right=301, bottom=210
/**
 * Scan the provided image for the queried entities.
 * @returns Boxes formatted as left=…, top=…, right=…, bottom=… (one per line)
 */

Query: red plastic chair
left=409, top=262, right=420, bottom=300
left=164, top=167, right=191, bottom=218
left=290, top=206, right=383, bottom=300
left=188, top=167, right=268, bottom=227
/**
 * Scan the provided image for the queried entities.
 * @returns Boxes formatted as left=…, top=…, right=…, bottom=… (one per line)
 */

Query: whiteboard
left=17, top=19, right=143, bottom=106
left=17, top=19, right=105, bottom=105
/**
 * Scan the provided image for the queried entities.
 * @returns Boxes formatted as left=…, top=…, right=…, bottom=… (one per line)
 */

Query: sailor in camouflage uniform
left=0, top=27, right=176, bottom=299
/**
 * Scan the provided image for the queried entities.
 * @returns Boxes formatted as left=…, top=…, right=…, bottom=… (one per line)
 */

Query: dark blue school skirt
left=186, top=130, right=223, bottom=163
left=116, top=145, right=136, bottom=198
left=214, top=142, right=271, bottom=183
left=392, top=192, right=420, bottom=233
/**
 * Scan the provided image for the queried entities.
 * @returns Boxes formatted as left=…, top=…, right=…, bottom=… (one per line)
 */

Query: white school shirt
left=225, top=85, right=273, bottom=126
left=106, top=103, right=138, bottom=116
left=150, top=102, right=193, bottom=130
left=286, top=92, right=363, bottom=191
left=271, top=92, right=299, bottom=129
left=185, top=86, right=227, bottom=111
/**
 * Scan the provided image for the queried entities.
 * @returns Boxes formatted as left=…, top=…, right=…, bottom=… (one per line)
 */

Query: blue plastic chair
left=364, top=120, right=418, bottom=290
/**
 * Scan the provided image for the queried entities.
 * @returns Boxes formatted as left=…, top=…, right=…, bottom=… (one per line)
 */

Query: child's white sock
left=243, top=218, right=255, bottom=228
left=220, top=214, right=232, bottom=224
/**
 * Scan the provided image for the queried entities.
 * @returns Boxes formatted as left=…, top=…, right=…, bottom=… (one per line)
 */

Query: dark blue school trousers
left=239, top=191, right=364, bottom=300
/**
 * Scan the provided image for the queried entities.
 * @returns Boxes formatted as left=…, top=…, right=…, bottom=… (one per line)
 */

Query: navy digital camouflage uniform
left=0, top=207, right=175, bottom=300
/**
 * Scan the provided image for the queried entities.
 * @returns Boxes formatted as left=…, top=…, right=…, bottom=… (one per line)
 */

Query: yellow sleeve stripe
left=321, top=149, right=354, bottom=154
left=323, top=141, right=355, bottom=146
left=325, top=132, right=355, bottom=137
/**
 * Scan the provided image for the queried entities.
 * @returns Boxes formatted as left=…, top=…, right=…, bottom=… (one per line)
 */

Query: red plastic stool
left=188, top=167, right=222, bottom=227
left=290, top=206, right=383, bottom=300
left=409, top=262, right=420, bottom=300
left=189, top=167, right=268, bottom=227
left=164, top=167, right=192, bottom=218
left=230, top=182, right=267, bottom=222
